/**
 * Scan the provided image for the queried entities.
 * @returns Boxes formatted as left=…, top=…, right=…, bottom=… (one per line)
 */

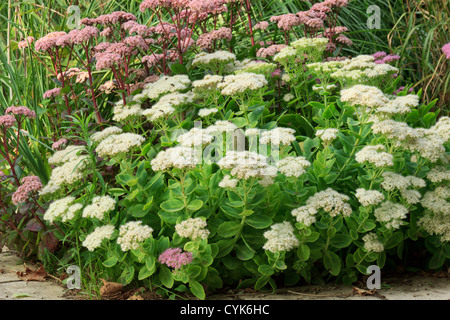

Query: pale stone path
left=0, top=247, right=68, bottom=300
left=1, top=246, right=449, bottom=300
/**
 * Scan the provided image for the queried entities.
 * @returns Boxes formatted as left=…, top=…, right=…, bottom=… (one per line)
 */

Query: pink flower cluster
left=68, top=26, right=99, bottom=45
left=441, top=42, right=450, bottom=59
left=372, top=51, right=400, bottom=64
left=257, top=44, right=288, bottom=58
left=253, top=21, right=269, bottom=31
left=0, top=115, right=16, bottom=128
left=5, top=106, right=36, bottom=119
left=140, top=0, right=190, bottom=11
left=158, top=247, right=193, bottom=269
left=34, top=31, right=67, bottom=52
left=189, top=0, right=228, bottom=15
left=270, top=13, right=303, bottom=31
left=51, top=138, right=68, bottom=150
left=12, top=176, right=43, bottom=205
left=196, top=27, right=232, bottom=50
left=81, top=11, right=136, bottom=26
left=18, top=36, right=35, bottom=50
left=43, top=88, right=61, bottom=99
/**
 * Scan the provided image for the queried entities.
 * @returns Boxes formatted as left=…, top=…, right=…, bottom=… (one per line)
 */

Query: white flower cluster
left=95, top=133, right=145, bottom=158
left=377, top=95, right=420, bottom=116
left=192, top=75, right=223, bottom=92
left=177, top=127, right=214, bottom=147
left=235, top=61, right=277, bottom=76
left=140, top=75, right=191, bottom=100
left=273, top=47, right=298, bottom=65
left=307, top=61, right=343, bottom=74
left=355, top=188, right=385, bottom=207
left=91, top=126, right=123, bottom=142
left=259, top=127, right=296, bottom=146
left=330, top=55, right=398, bottom=84
left=48, top=145, right=86, bottom=165
left=374, top=201, right=408, bottom=229
left=217, top=72, right=268, bottom=96
left=218, top=174, right=239, bottom=189
left=41, top=145, right=89, bottom=196
left=291, top=37, right=328, bottom=54
left=205, top=120, right=237, bottom=134
left=340, top=85, right=389, bottom=109
left=276, top=156, right=311, bottom=178
left=421, top=186, right=450, bottom=216
left=427, top=166, right=450, bottom=183
left=198, top=108, right=218, bottom=118
left=316, top=128, right=338, bottom=144
left=112, top=101, right=143, bottom=122
left=117, top=221, right=153, bottom=251
left=151, top=146, right=198, bottom=171
left=262, top=221, right=299, bottom=253
left=283, top=93, right=295, bottom=102
left=82, top=195, right=116, bottom=220
left=43, top=196, right=82, bottom=223
left=380, top=172, right=425, bottom=205
left=217, top=151, right=278, bottom=181
left=175, top=218, right=210, bottom=240
left=362, top=233, right=384, bottom=252
left=82, top=225, right=115, bottom=251
left=418, top=185, right=450, bottom=242
left=292, top=188, right=352, bottom=225
left=372, top=119, right=446, bottom=163
left=142, top=91, right=195, bottom=122
left=192, top=51, right=236, bottom=70
left=355, top=145, right=394, bottom=167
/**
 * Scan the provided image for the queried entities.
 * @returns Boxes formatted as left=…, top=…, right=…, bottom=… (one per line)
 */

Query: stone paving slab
left=1, top=246, right=449, bottom=300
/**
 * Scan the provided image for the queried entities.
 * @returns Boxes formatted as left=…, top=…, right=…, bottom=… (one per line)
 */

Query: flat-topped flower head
left=142, top=75, right=191, bottom=100
left=12, top=176, right=43, bottom=205
left=82, top=225, right=115, bottom=251
left=91, top=126, right=123, bottom=143
left=82, top=195, right=116, bottom=220
left=374, top=201, right=408, bottom=229
left=95, top=133, right=145, bottom=158
left=0, top=115, right=16, bottom=128
left=363, top=233, right=384, bottom=252
left=259, top=127, right=296, bottom=146
left=159, top=248, right=193, bottom=269
left=5, top=106, right=36, bottom=119
left=355, top=145, right=394, bottom=167
left=151, top=146, right=198, bottom=171
left=340, top=85, right=389, bottom=109
left=355, top=188, right=385, bottom=207
left=263, top=221, right=299, bottom=253
left=117, top=221, right=153, bottom=251
left=43, top=196, right=79, bottom=223
left=218, top=151, right=278, bottom=181
left=276, top=156, right=311, bottom=178
left=175, top=218, right=210, bottom=240
left=177, top=128, right=214, bottom=147
left=316, top=128, right=338, bottom=144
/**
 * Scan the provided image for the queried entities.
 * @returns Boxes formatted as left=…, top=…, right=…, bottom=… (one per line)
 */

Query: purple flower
left=372, top=51, right=387, bottom=59
left=158, top=247, right=193, bottom=269
left=442, top=42, right=450, bottom=59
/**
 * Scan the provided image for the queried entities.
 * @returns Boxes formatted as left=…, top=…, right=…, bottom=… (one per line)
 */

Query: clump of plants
left=0, top=0, right=449, bottom=300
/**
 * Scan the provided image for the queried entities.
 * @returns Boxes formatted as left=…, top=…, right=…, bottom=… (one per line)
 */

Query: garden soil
left=1, top=246, right=448, bottom=300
